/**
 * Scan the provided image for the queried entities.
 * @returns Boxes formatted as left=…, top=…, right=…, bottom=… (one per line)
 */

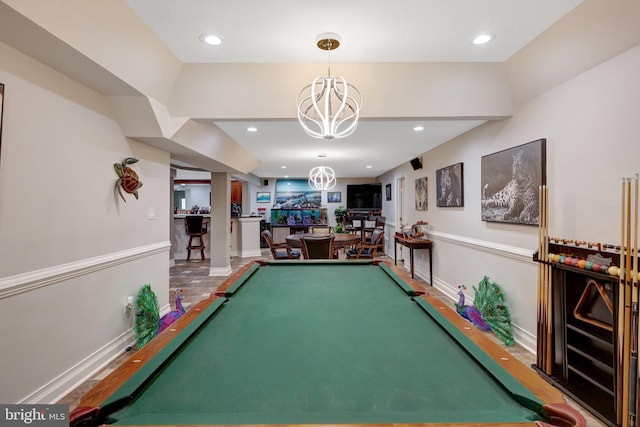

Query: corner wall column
left=169, top=168, right=176, bottom=266
left=209, top=172, right=232, bottom=276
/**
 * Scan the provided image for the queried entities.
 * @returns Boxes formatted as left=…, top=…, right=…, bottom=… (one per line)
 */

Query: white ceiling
left=124, top=0, right=582, bottom=179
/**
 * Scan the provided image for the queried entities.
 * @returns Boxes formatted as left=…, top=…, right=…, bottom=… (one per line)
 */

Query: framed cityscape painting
left=436, top=162, right=463, bottom=207
left=481, top=138, right=546, bottom=225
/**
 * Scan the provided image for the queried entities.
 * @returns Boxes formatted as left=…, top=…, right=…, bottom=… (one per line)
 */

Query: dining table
left=286, top=233, right=361, bottom=251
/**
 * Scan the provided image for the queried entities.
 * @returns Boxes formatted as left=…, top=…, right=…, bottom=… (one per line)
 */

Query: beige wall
left=0, top=41, right=170, bottom=403
left=379, top=42, right=640, bottom=350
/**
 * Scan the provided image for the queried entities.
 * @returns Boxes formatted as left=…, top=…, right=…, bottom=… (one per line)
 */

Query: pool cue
left=537, top=185, right=545, bottom=370
left=544, top=186, right=553, bottom=373
left=537, top=185, right=550, bottom=372
left=630, top=175, right=639, bottom=426
left=619, top=178, right=628, bottom=425
left=622, top=178, right=633, bottom=427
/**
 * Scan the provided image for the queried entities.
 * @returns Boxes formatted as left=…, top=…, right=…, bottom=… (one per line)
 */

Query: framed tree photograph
left=256, top=191, right=271, bottom=203
left=436, top=162, right=463, bottom=207
left=415, top=177, right=428, bottom=211
left=481, top=138, right=546, bottom=225
left=327, top=191, right=341, bottom=203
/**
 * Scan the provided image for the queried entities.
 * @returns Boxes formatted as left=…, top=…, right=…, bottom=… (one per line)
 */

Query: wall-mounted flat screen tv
left=347, top=184, right=382, bottom=210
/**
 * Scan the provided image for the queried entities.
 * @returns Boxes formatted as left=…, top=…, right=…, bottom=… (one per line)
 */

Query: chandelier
left=308, top=166, right=336, bottom=191
left=297, top=33, right=362, bottom=140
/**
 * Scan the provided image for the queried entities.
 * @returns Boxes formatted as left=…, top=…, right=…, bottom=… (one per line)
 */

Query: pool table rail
left=415, top=294, right=585, bottom=427
left=70, top=261, right=585, bottom=427
left=213, top=259, right=429, bottom=298
left=69, top=263, right=258, bottom=426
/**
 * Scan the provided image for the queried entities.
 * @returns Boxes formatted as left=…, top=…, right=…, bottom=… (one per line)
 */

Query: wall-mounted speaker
left=262, top=179, right=269, bottom=187
left=410, top=157, right=422, bottom=170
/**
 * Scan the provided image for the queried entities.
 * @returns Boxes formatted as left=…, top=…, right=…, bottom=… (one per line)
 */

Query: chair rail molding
left=428, top=230, right=535, bottom=263
left=0, top=241, right=171, bottom=299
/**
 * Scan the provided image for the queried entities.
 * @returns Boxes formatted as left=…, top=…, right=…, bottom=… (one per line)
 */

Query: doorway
left=395, top=176, right=405, bottom=261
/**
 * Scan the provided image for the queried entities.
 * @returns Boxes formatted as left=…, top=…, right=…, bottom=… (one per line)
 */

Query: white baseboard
left=21, top=329, right=135, bottom=404
left=241, top=249, right=262, bottom=258
left=210, top=266, right=232, bottom=276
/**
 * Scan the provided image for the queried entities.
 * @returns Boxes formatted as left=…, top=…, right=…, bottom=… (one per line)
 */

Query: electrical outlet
left=124, top=296, right=134, bottom=313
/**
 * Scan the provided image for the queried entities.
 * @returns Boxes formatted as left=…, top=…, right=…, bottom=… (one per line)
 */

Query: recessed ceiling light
left=281, top=165, right=287, bottom=169
left=366, top=165, right=372, bottom=169
left=284, top=175, right=289, bottom=178
left=413, top=125, right=424, bottom=132
left=247, top=126, right=258, bottom=132
left=473, top=34, right=492, bottom=45
left=199, top=33, right=222, bottom=46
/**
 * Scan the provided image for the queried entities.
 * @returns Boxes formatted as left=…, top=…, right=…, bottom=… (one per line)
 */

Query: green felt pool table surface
left=71, top=260, right=583, bottom=427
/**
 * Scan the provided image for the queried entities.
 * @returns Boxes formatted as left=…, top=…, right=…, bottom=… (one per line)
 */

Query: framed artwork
left=327, top=191, right=341, bottom=203
left=0, top=83, right=4, bottom=162
left=436, top=162, right=464, bottom=207
left=481, top=138, right=546, bottom=225
left=256, top=191, right=271, bottom=203
left=415, top=177, right=428, bottom=211
left=386, top=183, right=392, bottom=201
left=274, top=179, right=322, bottom=208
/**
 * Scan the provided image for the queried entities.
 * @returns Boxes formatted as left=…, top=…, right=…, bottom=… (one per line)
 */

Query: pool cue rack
left=534, top=180, right=640, bottom=427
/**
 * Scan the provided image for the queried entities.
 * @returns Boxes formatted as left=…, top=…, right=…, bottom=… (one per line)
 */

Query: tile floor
left=57, top=250, right=605, bottom=426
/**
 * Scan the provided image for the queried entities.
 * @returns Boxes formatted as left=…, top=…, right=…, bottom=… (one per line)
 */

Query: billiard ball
left=577, top=260, right=587, bottom=269
left=559, top=255, right=567, bottom=263
left=592, top=262, right=602, bottom=272
left=571, top=258, right=580, bottom=267
left=553, top=254, right=561, bottom=263
left=548, top=253, right=555, bottom=261
left=565, top=257, right=574, bottom=265
left=609, top=266, right=619, bottom=276
left=585, top=261, right=593, bottom=270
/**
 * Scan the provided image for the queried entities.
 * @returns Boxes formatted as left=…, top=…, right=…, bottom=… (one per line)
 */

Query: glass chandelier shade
left=308, top=166, right=336, bottom=191
left=297, top=33, right=362, bottom=140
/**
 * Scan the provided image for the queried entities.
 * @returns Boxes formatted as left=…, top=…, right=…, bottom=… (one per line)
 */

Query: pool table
left=70, top=260, right=584, bottom=427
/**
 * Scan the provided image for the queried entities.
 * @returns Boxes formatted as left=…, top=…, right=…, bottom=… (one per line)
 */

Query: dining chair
left=310, top=225, right=333, bottom=236
left=346, top=228, right=385, bottom=260
left=261, top=230, right=301, bottom=260
left=364, top=217, right=386, bottom=254
left=343, top=216, right=361, bottom=235
left=301, top=235, right=335, bottom=259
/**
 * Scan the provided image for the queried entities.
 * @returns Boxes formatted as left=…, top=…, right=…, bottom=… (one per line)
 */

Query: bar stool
left=184, top=216, right=208, bottom=261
